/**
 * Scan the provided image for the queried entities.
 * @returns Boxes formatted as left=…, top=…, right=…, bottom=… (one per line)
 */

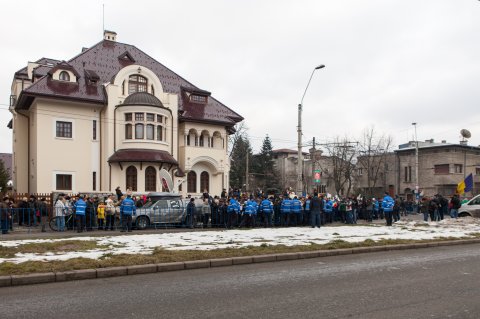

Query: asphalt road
left=1, top=244, right=479, bottom=319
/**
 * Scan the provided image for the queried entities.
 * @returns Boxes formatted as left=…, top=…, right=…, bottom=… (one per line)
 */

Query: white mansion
left=8, top=31, right=243, bottom=197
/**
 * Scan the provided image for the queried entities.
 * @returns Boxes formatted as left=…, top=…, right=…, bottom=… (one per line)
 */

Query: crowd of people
left=189, top=188, right=465, bottom=229
left=0, top=187, right=466, bottom=235
left=0, top=187, right=144, bottom=234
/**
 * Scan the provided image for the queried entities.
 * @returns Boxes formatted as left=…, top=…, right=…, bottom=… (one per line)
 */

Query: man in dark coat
left=310, top=193, right=323, bottom=228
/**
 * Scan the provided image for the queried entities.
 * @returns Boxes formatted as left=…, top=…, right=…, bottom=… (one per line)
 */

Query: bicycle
left=49, top=213, right=75, bottom=231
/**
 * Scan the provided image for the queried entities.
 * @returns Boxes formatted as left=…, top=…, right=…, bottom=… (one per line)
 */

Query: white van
left=458, top=194, right=480, bottom=218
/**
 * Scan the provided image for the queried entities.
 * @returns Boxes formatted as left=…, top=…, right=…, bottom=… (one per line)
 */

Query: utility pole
left=297, top=65, right=325, bottom=196
left=412, top=122, right=419, bottom=196
left=297, top=103, right=303, bottom=195
left=311, top=137, right=316, bottom=194
left=245, top=152, right=249, bottom=193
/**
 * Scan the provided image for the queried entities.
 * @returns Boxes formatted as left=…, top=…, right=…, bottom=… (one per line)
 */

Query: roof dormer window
left=48, top=61, right=79, bottom=83
left=84, top=69, right=100, bottom=85
left=59, top=71, right=70, bottom=82
left=190, top=94, right=207, bottom=104
left=118, top=51, right=135, bottom=63
left=183, top=87, right=211, bottom=104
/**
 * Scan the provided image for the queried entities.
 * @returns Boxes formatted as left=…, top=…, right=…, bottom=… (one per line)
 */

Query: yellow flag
left=457, top=180, right=466, bottom=194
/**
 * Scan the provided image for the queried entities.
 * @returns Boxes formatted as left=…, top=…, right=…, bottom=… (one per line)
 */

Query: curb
left=1, top=238, right=480, bottom=288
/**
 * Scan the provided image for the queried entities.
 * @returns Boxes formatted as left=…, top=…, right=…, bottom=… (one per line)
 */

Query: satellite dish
left=159, top=169, right=174, bottom=193
left=460, top=129, right=471, bottom=139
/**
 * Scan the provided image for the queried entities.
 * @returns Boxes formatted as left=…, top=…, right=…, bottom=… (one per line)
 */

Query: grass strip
left=0, top=240, right=109, bottom=258
left=1, top=236, right=478, bottom=276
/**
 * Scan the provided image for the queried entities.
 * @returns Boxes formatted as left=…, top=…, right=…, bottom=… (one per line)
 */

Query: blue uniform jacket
left=323, top=200, right=333, bottom=213
left=305, top=200, right=311, bottom=211
left=281, top=199, right=291, bottom=213
left=246, top=200, right=258, bottom=215
left=291, top=199, right=302, bottom=213
left=75, top=199, right=87, bottom=216
left=382, top=196, right=394, bottom=212
left=120, top=197, right=136, bottom=215
left=261, top=199, right=273, bottom=213
left=244, top=203, right=257, bottom=215
left=227, top=199, right=240, bottom=214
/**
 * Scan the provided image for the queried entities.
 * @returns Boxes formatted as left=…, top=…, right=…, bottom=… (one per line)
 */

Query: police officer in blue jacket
left=240, top=199, right=256, bottom=228
left=247, top=196, right=259, bottom=227
left=75, top=195, right=87, bottom=233
left=281, top=197, right=292, bottom=226
left=227, top=197, right=240, bottom=229
left=382, top=192, right=395, bottom=226
left=323, top=198, right=333, bottom=224
left=260, top=197, right=273, bottom=227
left=120, top=194, right=136, bottom=232
left=303, top=196, right=311, bottom=226
left=291, top=196, right=302, bottom=226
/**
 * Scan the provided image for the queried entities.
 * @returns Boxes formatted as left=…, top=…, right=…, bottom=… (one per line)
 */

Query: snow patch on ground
left=1, top=217, right=479, bottom=264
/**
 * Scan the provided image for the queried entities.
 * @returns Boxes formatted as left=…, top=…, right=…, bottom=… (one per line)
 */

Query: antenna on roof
left=460, top=129, right=471, bottom=143
left=102, top=3, right=105, bottom=32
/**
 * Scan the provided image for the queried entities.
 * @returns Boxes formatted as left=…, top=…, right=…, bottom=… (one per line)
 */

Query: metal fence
left=0, top=206, right=309, bottom=235
left=0, top=205, right=416, bottom=236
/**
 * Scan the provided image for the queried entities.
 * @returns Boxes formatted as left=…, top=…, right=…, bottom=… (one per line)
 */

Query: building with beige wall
left=356, top=140, right=480, bottom=199
left=8, top=31, right=243, bottom=197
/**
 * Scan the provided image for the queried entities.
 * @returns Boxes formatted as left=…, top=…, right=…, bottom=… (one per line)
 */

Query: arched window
left=125, top=124, right=132, bottom=139
left=200, top=131, right=209, bottom=147
left=145, top=166, right=156, bottom=191
left=212, top=131, right=222, bottom=149
left=59, top=71, right=70, bottom=81
left=126, top=166, right=137, bottom=191
left=187, top=171, right=197, bottom=193
left=128, top=75, right=147, bottom=94
left=187, top=129, right=198, bottom=147
left=200, top=171, right=209, bottom=193
left=135, top=123, right=144, bottom=139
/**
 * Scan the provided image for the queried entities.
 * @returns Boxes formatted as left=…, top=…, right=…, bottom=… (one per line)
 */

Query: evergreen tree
left=0, top=159, right=9, bottom=192
left=252, top=135, right=280, bottom=191
left=229, top=136, right=253, bottom=189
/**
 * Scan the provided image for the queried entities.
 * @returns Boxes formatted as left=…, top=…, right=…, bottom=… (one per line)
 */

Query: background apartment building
left=356, top=139, right=480, bottom=199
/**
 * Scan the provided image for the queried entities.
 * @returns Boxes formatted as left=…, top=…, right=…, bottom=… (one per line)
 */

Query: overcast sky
left=1, top=0, right=480, bottom=154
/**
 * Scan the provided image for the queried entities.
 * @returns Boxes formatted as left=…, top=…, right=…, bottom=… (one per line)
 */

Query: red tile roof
left=108, top=149, right=178, bottom=165
left=16, top=40, right=243, bottom=126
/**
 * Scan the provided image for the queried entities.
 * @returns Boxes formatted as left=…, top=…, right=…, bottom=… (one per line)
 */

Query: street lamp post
left=297, top=64, right=325, bottom=195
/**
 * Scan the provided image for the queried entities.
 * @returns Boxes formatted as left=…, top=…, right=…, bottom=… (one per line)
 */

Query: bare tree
left=228, top=121, right=248, bottom=158
left=320, top=137, right=357, bottom=196
left=356, top=126, right=393, bottom=197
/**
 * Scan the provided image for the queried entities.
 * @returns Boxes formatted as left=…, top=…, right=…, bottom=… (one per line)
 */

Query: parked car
left=458, top=194, right=480, bottom=218
left=132, top=193, right=203, bottom=229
